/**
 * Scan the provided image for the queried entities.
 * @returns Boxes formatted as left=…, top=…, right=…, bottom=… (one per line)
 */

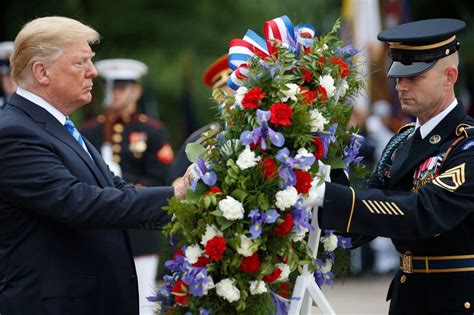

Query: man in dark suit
left=0, top=16, right=192, bottom=315
left=310, top=19, right=474, bottom=313
left=0, top=41, right=16, bottom=108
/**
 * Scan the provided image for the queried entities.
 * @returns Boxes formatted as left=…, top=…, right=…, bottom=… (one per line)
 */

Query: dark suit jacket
left=0, top=93, right=173, bottom=315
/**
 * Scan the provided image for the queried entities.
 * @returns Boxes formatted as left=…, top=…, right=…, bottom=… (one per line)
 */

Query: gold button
left=400, top=275, right=407, bottom=284
left=112, top=134, right=122, bottom=143
left=112, top=155, right=121, bottom=163
left=112, top=144, right=121, bottom=153
left=465, top=302, right=471, bottom=309
left=113, top=123, right=124, bottom=133
left=123, top=115, right=131, bottom=123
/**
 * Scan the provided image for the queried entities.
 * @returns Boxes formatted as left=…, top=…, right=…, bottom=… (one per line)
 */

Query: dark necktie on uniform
left=412, top=127, right=422, bottom=141
left=64, top=116, right=92, bottom=159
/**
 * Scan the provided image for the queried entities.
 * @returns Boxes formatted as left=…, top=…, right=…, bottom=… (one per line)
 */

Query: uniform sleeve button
left=464, top=302, right=470, bottom=309
left=400, top=275, right=407, bottom=284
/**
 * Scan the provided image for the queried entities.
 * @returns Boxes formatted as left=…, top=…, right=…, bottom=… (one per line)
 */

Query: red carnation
left=313, top=137, right=325, bottom=160
left=274, top=213, right=294, bottom=237
left=263, top=268, right=282, bottom=283
left=242, top=87, right=265, bottom=109
left=270, top=103, right=293, bottom=127
left=260, top=157, right=277, bottom=180
left=206, top=186, right=222, bottom=195
left=172, top=279, right=189, bottom=305
left=318, top=56, right=325, bottom=64
left=276, top=281, right=291, bottom=298
left=301, top=88, right=317, bottom=105
left=239, top=252, right=261, bottom=273
left=192, top=255, right=211, bottom=267
left=315, top=86, right=328, bottom=101
left=300, top=68, right=313, bottom=82
left=295, top=170, right=312, bottom=194
left=205, top=236, right=226, bottom=261
left=328, top=56, right=350, bottom=78
left=172, top=247, right=184, bottom=260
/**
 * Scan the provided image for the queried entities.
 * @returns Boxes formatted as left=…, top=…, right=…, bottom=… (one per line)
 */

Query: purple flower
left=314, top=269, right=324, bottom=287
left=337, top=235, right=352, bottom=249
left=240, top=110, right=285, bottom=150
left=271, top=292, right=290, bottom=315
left=249, top=209, right=280, bottom=239
left=164, top=246, right=188, bottom=272
left=343, top=134, right=365, bottom=168
left=192, top=157, right=217, bottom=191
left=276, top=148, right=296, bottom=188
left=290, top=202, right=314, bottom=233
left=183, top=267, right=212, bottom=297
left=317, top=123, right=338, bottom=158
left=199, top=308, right=211, bottom=315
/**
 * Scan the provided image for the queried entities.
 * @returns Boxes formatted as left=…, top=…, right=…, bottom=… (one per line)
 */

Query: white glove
left=304, top=181, right=326, bottom=208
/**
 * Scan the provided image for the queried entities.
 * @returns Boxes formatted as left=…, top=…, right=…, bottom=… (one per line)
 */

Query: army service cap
left=377, top=19, right=466, bottom=78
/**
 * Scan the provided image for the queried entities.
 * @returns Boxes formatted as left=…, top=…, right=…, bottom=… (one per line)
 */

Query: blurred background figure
left=167, top=54, right=231, bottom=185
left=80, top=59, right=174, bottom=315
left=0, top=41, right=16, bottom=108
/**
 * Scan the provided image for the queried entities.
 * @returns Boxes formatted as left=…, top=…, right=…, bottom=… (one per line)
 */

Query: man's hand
left=172, top=165, right=195, bottom=200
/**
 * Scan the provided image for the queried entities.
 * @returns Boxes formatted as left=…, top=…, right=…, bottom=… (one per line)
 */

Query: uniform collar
left=415, top=99, right=458, bottom=139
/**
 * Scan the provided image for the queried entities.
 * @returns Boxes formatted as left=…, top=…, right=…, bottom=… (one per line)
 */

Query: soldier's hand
left=304, top=181, right=326, bottom=208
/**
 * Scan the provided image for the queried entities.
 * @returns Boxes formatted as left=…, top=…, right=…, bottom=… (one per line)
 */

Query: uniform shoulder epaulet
left=442, top=123, right=474, bottom=165
left=397, top=122, right=416, bottom=134
left=455, top=123, right=474, bottom=138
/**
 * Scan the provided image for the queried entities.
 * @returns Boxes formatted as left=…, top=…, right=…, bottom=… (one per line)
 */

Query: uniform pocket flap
left=41, top=278, right=97, bottom=298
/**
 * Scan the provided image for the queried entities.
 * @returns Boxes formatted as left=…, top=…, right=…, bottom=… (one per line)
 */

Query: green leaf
left=325, top=156, right=346, bottom=169
left=216, top=216, right=234, bottom=230
left=210, top=209, right=223, bottom=217
left=231, top=189, right=248, bottom=203
left=185, top=142, right=207, bottom=163
left=203, top=196, right=211, bottom=208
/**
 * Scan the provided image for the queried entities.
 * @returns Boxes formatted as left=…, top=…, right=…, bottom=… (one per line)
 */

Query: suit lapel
left=390, top=102, right=467, bottom=186
left=85, top=139, right=115, bottom=186
left=9, top=93, right=110, bottom=187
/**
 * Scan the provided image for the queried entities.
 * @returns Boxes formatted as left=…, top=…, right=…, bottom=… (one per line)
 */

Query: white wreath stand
left=288, top=164, right=335, bottom=315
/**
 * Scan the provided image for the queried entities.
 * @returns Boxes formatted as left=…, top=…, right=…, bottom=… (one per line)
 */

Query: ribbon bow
left=227, top=15, right=316, bottom=90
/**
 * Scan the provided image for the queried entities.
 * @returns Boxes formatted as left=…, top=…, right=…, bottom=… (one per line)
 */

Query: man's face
left=110, top=83, right=141, bottom=111
left=46, top=40, right=97, bottom=113
left=395, top=64, right=445, bottom=123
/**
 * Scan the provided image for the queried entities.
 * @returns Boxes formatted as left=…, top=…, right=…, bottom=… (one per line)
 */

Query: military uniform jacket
left=81, top=113, right=174, bottom=256
left=320, top=103, right=474, bottom=314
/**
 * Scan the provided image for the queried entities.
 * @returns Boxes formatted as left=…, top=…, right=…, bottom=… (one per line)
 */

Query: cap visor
left=387, top=61, right=436, bottom=78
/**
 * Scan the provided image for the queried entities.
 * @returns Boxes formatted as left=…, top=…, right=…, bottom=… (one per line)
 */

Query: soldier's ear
left=445, top=66, right=458, bottom=88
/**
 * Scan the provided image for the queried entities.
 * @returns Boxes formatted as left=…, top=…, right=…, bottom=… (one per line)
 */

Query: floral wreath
left=150, top=15, right=366, bottom=315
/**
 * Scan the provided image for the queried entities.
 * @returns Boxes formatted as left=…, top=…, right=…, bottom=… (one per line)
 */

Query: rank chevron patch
left=432, top=163, right=466, bottom=192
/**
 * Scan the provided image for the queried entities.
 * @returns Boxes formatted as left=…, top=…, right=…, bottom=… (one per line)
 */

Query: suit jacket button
left=144, top=222, right=150, bottom=229
left=400, top=275, right=407, bottom=284
left=464, top=302, right=471, bottom=309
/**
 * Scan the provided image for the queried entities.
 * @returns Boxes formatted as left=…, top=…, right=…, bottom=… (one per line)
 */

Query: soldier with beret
left=80, top=59, right=174, bottom=315
left=310, top=19, right=474, bottom=313
left=0, top=41, right=17, bottom=108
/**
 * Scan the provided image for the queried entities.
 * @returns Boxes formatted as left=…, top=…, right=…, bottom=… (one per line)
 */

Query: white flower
left=336, top=80, right=349, bottom=98
left=276, top=263, right=291, bottom=281
left=322, top=233, right=338, bottom=252
left=249, top=280, right=268, bottom=295
left=185, top=244, right=204, bottom=264
left=203, top=275, right=215, bottom=295
left=236, top=145, right=261, bottom=170
left=201, top=224, right=223, bottom=247
left=292, top=227, right=309, bottom=242
left=235, top=87, right=248, bottom=105
left=320, top=259, right=333, bottom=274
left=309, top=109, right=328, bottom=133
left=280, top=83, right=300, bottom=102
left=218, top=196, right=245, bottom=220
left=319, top=75, right=335, bottom=97
left=275, top=186, right=298, bottom=210
left=294, top=148, right=314, bottom=171
left=236, top=234, right=257, bottom=257
left=315, top=44, right=329, bottom=53
left=216, top=278, right=240, bottom=303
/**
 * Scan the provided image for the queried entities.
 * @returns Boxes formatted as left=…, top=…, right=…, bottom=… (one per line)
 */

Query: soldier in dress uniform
left=167, top=54, right=232, bottom=184
left=80, top=59, right=174, bottom=315
left=310, top=19, right=474, bottom=314
left=0, top=41, right=17, bottom=108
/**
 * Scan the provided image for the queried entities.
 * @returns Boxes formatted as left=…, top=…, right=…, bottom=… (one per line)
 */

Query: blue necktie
left=64, top=116, right=92, bottom=158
